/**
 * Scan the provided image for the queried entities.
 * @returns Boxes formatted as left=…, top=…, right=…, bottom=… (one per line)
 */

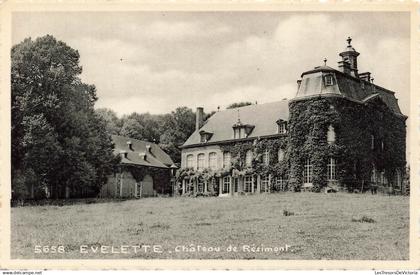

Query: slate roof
left=295, top=68, right=404, bottom=116
left=182, top=100, right=289, bottom=147
left=111, top=135, right=175, bottom=169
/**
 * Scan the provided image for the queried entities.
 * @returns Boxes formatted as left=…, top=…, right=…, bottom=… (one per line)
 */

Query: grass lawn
left=11, top=192, right=409, bottom=260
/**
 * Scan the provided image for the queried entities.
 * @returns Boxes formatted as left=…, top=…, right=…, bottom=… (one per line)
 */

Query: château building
left=178, top=38, right=407, bottom=196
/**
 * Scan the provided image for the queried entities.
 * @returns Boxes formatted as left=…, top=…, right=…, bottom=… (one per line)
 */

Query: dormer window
left=324, top=74, right=334, bottom=86
left=199, top=130, right=213, bottom=143
left=276, top=119, right=287, bottom=134
left=232, top=123, right=255, bottom=139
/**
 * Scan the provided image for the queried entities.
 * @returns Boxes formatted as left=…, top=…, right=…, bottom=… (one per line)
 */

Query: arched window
left=245, top=150, right=253, bottom=167
left=327, top=125, right=336, bottom=144
left=278, top=149, right=285, bottom=162
left=223, top=152, right=231, bottom=168
left=186, top=154, right=194, bottom=168
left=327, top=158, right=337, bottom=181
left=197, top=153, right=205, bottom=170
left=208, top=152, right=217, bottom=170
left=262, top=149, right=270, bottom=166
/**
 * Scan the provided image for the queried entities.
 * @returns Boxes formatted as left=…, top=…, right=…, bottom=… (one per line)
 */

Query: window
left=276, top=176, right=287, bottom=191
left=186, top=154, right=194, bottom=168
left=234, top=128, right=239, bottom=139
left=380, top=171, right=387, bottom=186
left=324, top=74, right=333, bottom=86
left=245, top=150, right=253, bottom=167
left=223, top=152, right=231, bottom=168
left=234, top=128, right=244, bottom=139
left=327, top=125, right=336, bottom=144
left=208, top=152, right=217, bottom=170
left=199, top=131, right=213, bottom=143
left=197, top=153, right=205, bottom=170
left=278, top=123, right=287, bottom=134
left=197, top=182, right=203, bottom=193
left=278, top=149, right=285, bottom=162
left=396, top=169, right=402, bottom=189
left=223, top=177, right=231, bottom=194
left=327, top=158, right=337, bottom=181
left=303, top=159, right=313, bottom=185
left=244, top=176, right=253, bottom=192
left=371, top=135, right=375, bottom=149
left=371, top=163, right=377, bottom=182
left=261, top=175, right=270, bottom=192
left=234, top=178, right=239, bottom=193
left=262, top=150, right=270, bottom=166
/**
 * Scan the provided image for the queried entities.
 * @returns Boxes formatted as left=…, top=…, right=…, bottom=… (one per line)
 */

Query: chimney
left=338, top=60, right=351, bottom=75
left=196, top=107, right=204, bottom=131
left=126, top=140, right=133, bottom=150
left=139, top=152, right=147, bottom=160
left=120, top=150, right=128, bottom=158
left=359, top=72, right=371, bottom=82
left=297, top=79, right=302, bottom=90
left=146, top=144, right=152, bottom=153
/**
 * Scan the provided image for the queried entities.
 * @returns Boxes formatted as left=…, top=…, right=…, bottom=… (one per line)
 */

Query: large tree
left=159, top=107, right=196, bottom=165
left=95, top=108, right=123, bottom=135
left=12, top=35, right=117, bottom=199
left=120, top=112, right=161, bottom=143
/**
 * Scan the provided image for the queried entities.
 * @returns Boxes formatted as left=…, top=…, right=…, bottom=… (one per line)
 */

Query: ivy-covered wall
left=288, top=96, right=406, bottom=192
left=126, top=165, right=172, bottom=194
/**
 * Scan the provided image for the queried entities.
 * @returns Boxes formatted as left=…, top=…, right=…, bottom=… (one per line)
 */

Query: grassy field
left=11, top=192, right=409, bottom=260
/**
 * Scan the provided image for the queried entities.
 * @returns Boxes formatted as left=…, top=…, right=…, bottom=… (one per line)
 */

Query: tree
left=119, top=112, right=161, bottom=143
left=95, top=108, right=122, bottom=135
left=12, top=35, right=117, bottom=199
left=159, top=107, right=196, bottom=165
left=226, top=102, right=253, bottom=109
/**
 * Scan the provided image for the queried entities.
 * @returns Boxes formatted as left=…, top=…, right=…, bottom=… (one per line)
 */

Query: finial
left=237, top=109, right=241, bottom=123
left=323, top=58, right=327, bottom=66
left=371, top=77, right=374, bottom=83
left=347, top=36, right=352, bottom=45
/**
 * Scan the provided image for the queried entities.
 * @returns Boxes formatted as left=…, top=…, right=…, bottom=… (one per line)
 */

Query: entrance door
left=141, top=174, right=154, bottom=197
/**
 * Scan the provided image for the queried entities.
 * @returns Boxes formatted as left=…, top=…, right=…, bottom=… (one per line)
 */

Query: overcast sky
left=12, top=11, right=410, bottom=117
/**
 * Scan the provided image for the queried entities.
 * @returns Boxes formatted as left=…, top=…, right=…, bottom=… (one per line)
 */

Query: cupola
left=338, top=37, right=360, bottom=77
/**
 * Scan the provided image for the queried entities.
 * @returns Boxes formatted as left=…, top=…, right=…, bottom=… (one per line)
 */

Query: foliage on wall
left=288, top=96, right=406, bottom=192
left=126, top=165, right=172, bottom=194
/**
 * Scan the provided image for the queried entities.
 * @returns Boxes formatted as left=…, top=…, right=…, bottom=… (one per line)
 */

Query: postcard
left=0, top=1, right=418, bottom=270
